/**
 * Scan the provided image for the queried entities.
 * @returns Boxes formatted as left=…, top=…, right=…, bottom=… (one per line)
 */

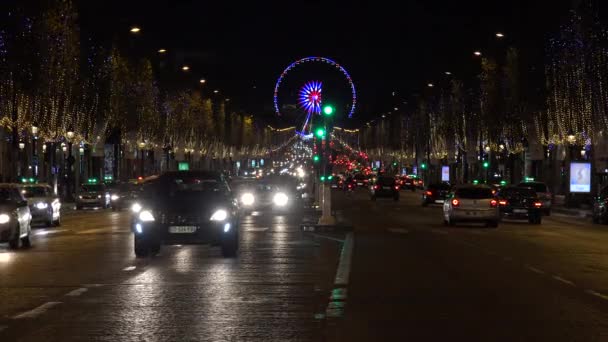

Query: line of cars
left=418, top=181, right=552, bottom=228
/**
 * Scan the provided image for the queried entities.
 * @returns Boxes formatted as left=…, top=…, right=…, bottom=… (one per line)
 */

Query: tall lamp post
left=139, top=142, right=146, bottom=177
left=18, top=141, right=25, bottom=178
left=66, top=128, right=75, bottom=201
left=31, top=123, right=39, bottom=178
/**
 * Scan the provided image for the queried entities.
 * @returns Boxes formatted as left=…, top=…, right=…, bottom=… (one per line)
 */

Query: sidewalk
left=551, top=205, right=592, bottom=219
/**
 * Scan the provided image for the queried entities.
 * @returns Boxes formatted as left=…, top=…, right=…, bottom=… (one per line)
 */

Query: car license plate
left=435, top=200, right=444, bottom=204
left=383, top=186, right=390, bottom=190
left=357, top=183, right=363, bottom=185
left=169, top=226, right=197, bottom=233
left=466, top=211, right=477, bottom=216
left=513, top=209, right=527, bottom=214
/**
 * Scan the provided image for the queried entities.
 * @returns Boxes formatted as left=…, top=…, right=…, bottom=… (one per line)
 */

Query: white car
left=20, top=183, right=61, bottom=226
left=443, top=185, right=499, bottom=227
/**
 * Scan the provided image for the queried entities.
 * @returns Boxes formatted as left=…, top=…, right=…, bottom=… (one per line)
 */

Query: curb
left=551, top=207, right=593, bottom=219
left=323, top=232, right=354, bottom=340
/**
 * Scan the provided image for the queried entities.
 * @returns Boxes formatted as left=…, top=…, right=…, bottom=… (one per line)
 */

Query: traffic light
left=313, top=154, right=320, bottom=163
left=320, top=175, right=326, bottom=182
left=482, top=161, right=489, bottom=169
left=392, top=162, right=398, bottom=167
left=322, top=104, right=335, bottom=116
left=328, top=175, right=333, bottom=180
left=421, top=163, right=427, bottom=170
left=315, top=127, right=326, bottom=138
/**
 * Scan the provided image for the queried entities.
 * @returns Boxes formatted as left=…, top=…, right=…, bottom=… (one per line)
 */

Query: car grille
left=160, top=213, right=203, bottom=225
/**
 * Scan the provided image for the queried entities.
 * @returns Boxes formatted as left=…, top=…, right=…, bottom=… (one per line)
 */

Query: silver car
left=20, top=183, right=61, bottom=226
left=443, top=185, right=500, bottom=227
left=76, top=183, right=110, bottom=209
left=0, top=184, right=32, bottom=249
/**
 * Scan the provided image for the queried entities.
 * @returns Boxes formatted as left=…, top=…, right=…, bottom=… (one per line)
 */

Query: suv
left=370, top=176, right=400, bottom=201
left=516, top=181, right=551, bottom=215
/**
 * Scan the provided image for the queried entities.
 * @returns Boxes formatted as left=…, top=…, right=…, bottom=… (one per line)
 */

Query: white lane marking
left=35, top=229, right=68, bottom=236
left=123, top=266, right=137, bottom=271
left=13, top=302, right=62, bottom=319
left=552, top=275, right=575, bottom=286
left=586, top=289, right=608, bottom=301
left=311, top=233, right=345, bottom=243
left=388, top=228, right=409, bottom=234
left=334, top=232, right=354, bottom=287
left=245, top=227, right=269, bottom=232
left=525, top=265, right=546, bottom=275
left=65, top=287, right=88, bottom=297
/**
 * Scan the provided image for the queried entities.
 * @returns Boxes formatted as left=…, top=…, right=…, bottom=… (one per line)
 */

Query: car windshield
left=21, top=186, right=49, bottom=198
left=377, top=177, right=396, bottom=185
left=455, top=188, right=493, bottom=199
left=520, top=183, right=548, bottom=193
left=80, top=184, right=104, bottom=192
left=170, top=177, right=223, bottom=192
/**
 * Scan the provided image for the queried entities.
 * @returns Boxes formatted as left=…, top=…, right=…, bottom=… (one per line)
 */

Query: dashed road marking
left=123, top=266, right=137, bottom=271
left=586, top=289, right=608, bottom=301
left=65, top=287, right=88, bottom=297
left=525, top=265, right=546, bottom=275
left=13, top=302, right=62, bottom=319
left=245, top=227, right=269, bottom=232
left=552, top=275, right=575, bottom=287
left=388, top=228, right=409, bottom=234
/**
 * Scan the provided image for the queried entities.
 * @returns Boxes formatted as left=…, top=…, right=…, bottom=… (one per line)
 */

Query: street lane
left=331, top=188, right=608, bottom=341
left=0, top=208, right=340, bottom=341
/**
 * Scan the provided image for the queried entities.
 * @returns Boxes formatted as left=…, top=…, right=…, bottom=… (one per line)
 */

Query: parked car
left=422, top=183, right=451, bottom=206
left=593, top=185, right=608, bottom=224
left=443, top=185, right=499, bottom=227
left=516, top=181, right=552, bottom=215
left=19, top=183, right=61, bottom=226
left=0, top=184, right=32, bottom=249
left=370, top=176, right=400, bottom=201
left=496, top=186, right=543, bottom=224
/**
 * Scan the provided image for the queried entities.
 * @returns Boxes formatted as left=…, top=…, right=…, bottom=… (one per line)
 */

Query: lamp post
left=66, top=128, right=75, bottom=201
left=18, top=142, right=25, bottom=178
left=139, top=142, right=146, bottom=177
left=31, top=123, right=39, bottom=178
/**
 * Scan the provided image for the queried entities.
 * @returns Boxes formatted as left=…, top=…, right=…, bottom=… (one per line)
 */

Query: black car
left=496, top=186, right=543, bottom=224
left=422, top=183, right=451, bottom=206
left=130, top=171, right=239, bottom=258
left=109, top=182, right=141, bottom=211
left=370, top=176, right=399, bottom=201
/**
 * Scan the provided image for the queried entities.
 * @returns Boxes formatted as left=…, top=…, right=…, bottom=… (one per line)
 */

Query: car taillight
left=490, top=199, right=498, bottom=207
left=348, top=184, right=352, bottom=188
left=425, top=191, right=432, bottom=196
left=498, top=200, right=508, bottom=206
left=394, top=186, right=399, bottom=190
left=374, top=185, right=379, bottom=190
left=534, top=202, right=542, bottom=208
left=451, top=199, right=460, bottom=207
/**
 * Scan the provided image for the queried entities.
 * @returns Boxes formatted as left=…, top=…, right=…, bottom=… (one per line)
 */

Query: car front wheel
left=221, top=232, right=239, bottom=258
left=134, top=235, right=151, bottom=258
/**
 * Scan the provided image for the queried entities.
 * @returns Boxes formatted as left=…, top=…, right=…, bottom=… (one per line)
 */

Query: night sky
left=45, top=1, right=604, bottom=126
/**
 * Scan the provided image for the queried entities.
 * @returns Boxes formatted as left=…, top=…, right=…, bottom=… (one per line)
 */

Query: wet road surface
left=0, top=208, right=340, bottom=341
left=330, top=188, right=608, bottom=341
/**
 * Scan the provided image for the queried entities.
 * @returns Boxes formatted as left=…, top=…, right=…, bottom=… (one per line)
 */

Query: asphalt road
left=0, top=207, right=340, bottom=341
left=329, top=188, right=608, bottom=341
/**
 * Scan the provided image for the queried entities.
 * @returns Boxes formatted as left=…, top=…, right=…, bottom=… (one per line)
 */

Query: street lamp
left=139, top=142, right=146, bottom=177
left=567, top=131, right=576, bottom=144
left=18, top=142, right=25, bottom=150
left=496, top=32, right=505, bottom=38
left=474, top=51, right=482, bottom=56
left=427, top=83, right=434, bottom=88
left=130, top=26, right=141, bottom=33
left=213, top=90, right=219, bottom=94
left=31, top=122, right=39, bottom=177
left=445, top=71, right=452, bottom=75
left=181, top=65, right=190, bottom=71
left=158, top=48, right=167, bottom=53
left=199, top=78, right=206, bottom=84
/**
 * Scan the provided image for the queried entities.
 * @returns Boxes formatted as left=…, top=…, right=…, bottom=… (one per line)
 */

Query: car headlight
left=240, top=193, right=255, bottom=206
left=78, top=195, right=83, bottom=199
left=111, top=194, right=119, bottom=201
left=273, top=192, right=289, bottom=206
left=97, top=194, right=102, bottom=199
left=210, top=209, right=228, bottom=221
left=138, top=210, right=155, bottom=222
left=35, top=202, right=48, bottom=209
left=131, top=203, right=142, bottom=213
left=0, top=213, right=9, bottom=224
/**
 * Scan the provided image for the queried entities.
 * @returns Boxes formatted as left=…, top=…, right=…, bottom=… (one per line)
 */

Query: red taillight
left=348, top=184, right=352, bottom=188
left=490, top=199, right=498, bottom=207
left=498, top=200, right=508, bottom=206
left=394, top=186, right=399, bottom=190
left=451, top=199, right=460, bottom=207
left=374, top=185, right=379, bottom=190
left=425, top=191, right=432, bottom=196
left=534, top=202, right=542, bottom=208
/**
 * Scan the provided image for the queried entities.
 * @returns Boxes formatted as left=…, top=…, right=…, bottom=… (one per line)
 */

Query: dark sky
left=71, top=1, right=596, bottom=127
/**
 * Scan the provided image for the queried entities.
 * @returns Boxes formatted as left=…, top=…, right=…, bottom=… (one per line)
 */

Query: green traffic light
left=483, top=161, right=489, bottom=168
left=320, top=175, right=326, bottom=182
left=313, top=155, right=320, bottom=162
left=328, top=175, right=333, bottom=180
left=315, top=127, right=326, bottom=138
left=421, top=163, right=427, bottom=170
left=473, top=179, right=479, bottom=185
left=323, top=105, right=334, bottom=116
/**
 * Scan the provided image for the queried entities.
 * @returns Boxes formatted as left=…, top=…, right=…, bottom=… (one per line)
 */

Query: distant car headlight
left=138, top=210, right=155, bottom=222
left=0, top=213, right=9, bottom=224
left=111, top=194, right=119, bottom=201
left=35, top=202, right=48, bottom=209
left=273, top=192, right=289, bottom=207
left=78, top=195, right=83, bottom=199
left=240, top=193, right=255, bottom=206
left=210, top=209, right=228, bottom=221
left=97, top=194, right=102, bottom=199
left=131, top=203, right=142, bottom=213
